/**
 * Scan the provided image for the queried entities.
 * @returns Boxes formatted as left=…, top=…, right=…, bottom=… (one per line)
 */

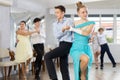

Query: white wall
left=0, top=5, right=11, bottom=77
left=45, top=13, right=58, bottom=49
left=0, top=6, right=10, bottom=48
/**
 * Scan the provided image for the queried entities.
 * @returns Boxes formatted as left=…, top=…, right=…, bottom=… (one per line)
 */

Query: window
left=88, top=14, right=100, bottom=32
left=74, top=15, right=79, bottom=21
left=101, top=15, right=114, bottom=43
left=65, top=14, right=71, bottom=18
left=117, top=15, right=120, bottom=43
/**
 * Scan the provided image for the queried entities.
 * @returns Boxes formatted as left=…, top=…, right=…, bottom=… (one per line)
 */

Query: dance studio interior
left=0, top=0, right=120, bottom=80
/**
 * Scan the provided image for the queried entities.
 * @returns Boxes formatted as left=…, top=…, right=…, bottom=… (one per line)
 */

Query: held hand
left=62, top=26, right=70, bottom=32
left=89, top=38, right=93, bottom=43
left=16, top=39, right=19, bottom=43
left=65, top=26, right=70, bottom=30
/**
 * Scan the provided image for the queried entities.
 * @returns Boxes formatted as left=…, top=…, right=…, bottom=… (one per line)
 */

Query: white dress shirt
left=31, top=25, right=46, bottom=44
left=53, top=17, right=73, bottom=42
left=97, top=32, right=107, bottom=45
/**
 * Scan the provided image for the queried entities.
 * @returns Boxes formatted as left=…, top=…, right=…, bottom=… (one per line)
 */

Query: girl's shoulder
left=74, top=20, right=81, bottom=26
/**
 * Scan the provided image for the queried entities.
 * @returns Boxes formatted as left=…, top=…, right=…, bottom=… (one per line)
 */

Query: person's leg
left=26, top=59, right=31, bottom=66
left=100, top=45, right=106, bottom=69
left=80, top=54, right=89, bottom=80
left=44, top=47, right=66, bottom=80
left=26, top=58, right=31, bottom=72
left=21, top=62, right=26, bottom=80
left=59, top=42, right=72, bottom=80
left=95, top=51, right=101, bottom=69
left=94, top=52, right=98, bottom=69
left=60, top=54, right=70, bottom=80
left=105, top=44, right=116, bottom=67
left=96, top=51, right=101, bottom=58
left=33, top=44, right=43, bottom=79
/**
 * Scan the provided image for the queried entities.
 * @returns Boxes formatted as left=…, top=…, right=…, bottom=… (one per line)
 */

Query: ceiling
left=1, top=0, right=119, bottom=23
left=10, top=0, right=120, bottom=13
left=1, top=0, right=120, bottom=13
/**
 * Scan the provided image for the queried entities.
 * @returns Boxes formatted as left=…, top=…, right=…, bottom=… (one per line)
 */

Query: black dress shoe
left=113, top=63, right=116, bottom=68
left=35, top=75, right=40, bottom=80
left=100, top=65, right=103, bottom=70
left=100, top=67, right=103, bottom=70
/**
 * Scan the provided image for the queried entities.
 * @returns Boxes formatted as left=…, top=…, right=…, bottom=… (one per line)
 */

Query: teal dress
left=70, top=21, right=95, bottom=80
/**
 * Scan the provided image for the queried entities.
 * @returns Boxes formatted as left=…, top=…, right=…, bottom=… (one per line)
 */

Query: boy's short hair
left=98, top=28, right=104, bottom=32
left=33, top=18, right=41, bottom=23
left=54, top=5, right=66, bottom=13
left=20, top=21, right=26, bottom=25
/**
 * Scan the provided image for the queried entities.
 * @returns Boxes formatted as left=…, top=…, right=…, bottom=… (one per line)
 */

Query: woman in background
left=91, top=32, right=101, bottom=69
left=15, top=21, right=39, bottom=79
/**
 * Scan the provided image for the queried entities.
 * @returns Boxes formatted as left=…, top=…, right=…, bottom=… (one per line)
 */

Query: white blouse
left=97, top=33, right=107, bottom=45
left=31, top=25, right=46, bottom=44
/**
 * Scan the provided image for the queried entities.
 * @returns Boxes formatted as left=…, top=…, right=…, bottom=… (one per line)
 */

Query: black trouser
left=33, top=43, right=44, bottom=76
left=44, top=41, right=72, bottom=80
left=100, top=43, right=116, bottom=67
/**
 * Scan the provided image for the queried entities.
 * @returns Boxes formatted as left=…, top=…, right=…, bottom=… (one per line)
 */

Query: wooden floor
left=0, top=63, right=120, bottom=80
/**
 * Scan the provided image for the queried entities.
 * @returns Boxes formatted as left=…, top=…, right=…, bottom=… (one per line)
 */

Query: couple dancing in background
left=92, top=29, right=116, bottom=70
left=15, top=18, right=45, bottom=80
left=15, top=21, right=39, bottom=80
left=92, top=28, right=116, bottom=70
left=45, top=1, right=95, bottom=80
